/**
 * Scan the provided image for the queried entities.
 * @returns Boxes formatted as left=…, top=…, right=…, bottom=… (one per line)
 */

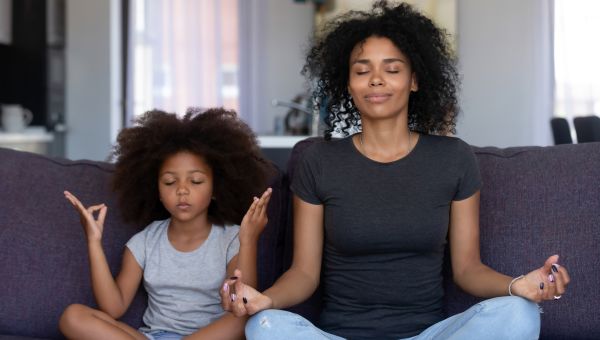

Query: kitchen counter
left=0, top=126, right=54, bottom=154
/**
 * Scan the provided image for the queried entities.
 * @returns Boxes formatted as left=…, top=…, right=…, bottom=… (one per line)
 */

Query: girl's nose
left=176, top=186, right=189, bottom=195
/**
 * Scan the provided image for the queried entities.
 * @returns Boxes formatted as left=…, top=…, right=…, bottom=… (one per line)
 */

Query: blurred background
left=0, top=0, right=599, bottom=162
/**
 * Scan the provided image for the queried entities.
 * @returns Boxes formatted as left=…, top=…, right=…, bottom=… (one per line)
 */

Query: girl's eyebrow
left=160, top=169, right=208, bottom=175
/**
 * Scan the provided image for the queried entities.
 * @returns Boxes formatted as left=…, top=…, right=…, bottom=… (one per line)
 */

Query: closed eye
left=192, top=180, right=204, bottom=184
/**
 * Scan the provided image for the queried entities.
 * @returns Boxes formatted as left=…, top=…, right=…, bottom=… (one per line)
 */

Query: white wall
left=65, top=0, right=121, bottom=161
left=254, top=0, right=314, bottom=134
left=455, top=0, right=553, bottom=147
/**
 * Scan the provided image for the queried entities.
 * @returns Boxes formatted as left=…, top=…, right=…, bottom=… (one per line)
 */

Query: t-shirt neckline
left=348, top=132, right=423, bottom=166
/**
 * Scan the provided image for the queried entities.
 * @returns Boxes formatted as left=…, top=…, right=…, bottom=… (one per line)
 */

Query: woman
left=221, top=2, right=570, bottom=339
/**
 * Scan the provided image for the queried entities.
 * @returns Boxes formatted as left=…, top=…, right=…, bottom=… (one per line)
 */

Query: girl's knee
left=59, top=304, right=89, bottom=332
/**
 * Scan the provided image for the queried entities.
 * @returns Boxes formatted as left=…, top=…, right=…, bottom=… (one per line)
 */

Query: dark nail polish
left=243, top=297, right=248, bottom=304
left=230, top=276, right=238, bottom=280
left=552, top=264, right=558, bottom=273
left=540, top=282, right=544, bottom=290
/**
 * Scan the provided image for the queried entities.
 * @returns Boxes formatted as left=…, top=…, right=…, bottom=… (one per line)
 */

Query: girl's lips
left=177, top=203, right=191, bottom=209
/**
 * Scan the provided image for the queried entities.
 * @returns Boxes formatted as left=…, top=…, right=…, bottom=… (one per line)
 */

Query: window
left=554, top=0, right=600, bottom=119
left=126, top=0, right=239, bottom=121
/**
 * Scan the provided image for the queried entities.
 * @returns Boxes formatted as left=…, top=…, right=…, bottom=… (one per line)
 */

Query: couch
left=1, top=139, right=599, bottom=339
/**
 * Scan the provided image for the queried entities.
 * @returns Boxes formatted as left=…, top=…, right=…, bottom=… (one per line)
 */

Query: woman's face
left=347, top=36, right=418, bottom=122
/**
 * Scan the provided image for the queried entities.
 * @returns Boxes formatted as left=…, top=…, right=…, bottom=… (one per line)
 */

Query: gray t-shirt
left=291, top=134, right=482, bottom=340
left=126, top=219, right=240, bottom=335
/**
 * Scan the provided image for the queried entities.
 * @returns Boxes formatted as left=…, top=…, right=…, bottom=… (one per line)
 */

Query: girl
left=59, top=108, right=274, bottom=340
left=223, top=2, right=570, bottom=340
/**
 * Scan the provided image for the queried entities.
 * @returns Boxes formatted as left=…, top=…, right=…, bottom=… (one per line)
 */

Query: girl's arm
left=185, top=188, right=272, bottom=340
left=64, top=191, right=143, bottom=319
left=221, top=194, right=324, bottom=316
left=449, top=191, right=570, bottom=302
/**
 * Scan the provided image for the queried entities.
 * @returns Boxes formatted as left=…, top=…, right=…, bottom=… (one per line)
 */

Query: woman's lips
left=364, top=93, right=391, bottom=103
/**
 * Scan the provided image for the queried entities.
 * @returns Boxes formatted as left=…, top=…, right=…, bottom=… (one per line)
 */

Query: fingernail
left=540, top=282, right=545, bottom=290
left=230, top=276, right=238, bottom=280
left=243, top=297, right=248, bottom=304
left=231, top=293, right=237, bottom=301
left=223, top=283, right=229, bottom=292
left=552, top=264, right=559, bottom=272
left=548, top=274, right=555, bottom=283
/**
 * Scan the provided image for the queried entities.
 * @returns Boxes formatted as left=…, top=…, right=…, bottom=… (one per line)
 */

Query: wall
left=455, top=0, right=553, bottom=147
left=251, top=0, right=314, bottom=134
left=65, top=0, right=121, bottom=160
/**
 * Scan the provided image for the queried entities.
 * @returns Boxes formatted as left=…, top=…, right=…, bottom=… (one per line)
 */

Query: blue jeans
left=141, top=330, right=184, bottom=340
left=245, top=296, right=541, bottom=340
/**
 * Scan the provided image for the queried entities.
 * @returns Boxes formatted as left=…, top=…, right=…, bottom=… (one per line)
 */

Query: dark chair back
left=573, top=115, right=600, bottom=143
left=550, top=117, right=573, bottom=145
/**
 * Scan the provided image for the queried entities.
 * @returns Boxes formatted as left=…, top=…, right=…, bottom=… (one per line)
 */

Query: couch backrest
left=284, top=138, right=600, bottom=340
left=0, top=147, right=287, bottom=339
left=0, top=148, right=147, bottom=338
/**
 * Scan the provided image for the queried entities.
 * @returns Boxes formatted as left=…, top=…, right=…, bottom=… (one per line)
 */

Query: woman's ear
left=411, top=72, right=419, bottom=92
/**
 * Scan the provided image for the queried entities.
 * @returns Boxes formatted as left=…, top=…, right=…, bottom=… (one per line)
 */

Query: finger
left=98, top=205, right=108, bottom=226
left=557, top=265, right=571, bottom=285
left=220, top=281, right=232, bottom=311
left=232, top=295, right=248, bottom=317
left=542, top=254, right=559, bottom=273
left=256, top=188, right=272, bottom=217
left=246, top=197, right=259, bottom=218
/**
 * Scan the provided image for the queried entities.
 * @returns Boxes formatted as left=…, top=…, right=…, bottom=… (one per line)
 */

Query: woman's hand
left=239, top=188, right=272, bottom=245
left=511, top=254, right=571, bottom=302
left=64, top=190, right=107, bottom=243
left=220, top=269, right=273, bottom=317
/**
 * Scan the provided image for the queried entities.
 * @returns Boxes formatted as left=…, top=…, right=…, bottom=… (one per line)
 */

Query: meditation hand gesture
left=64, top=191, right=107, bottom=243
left=239, top=188, right=272, bottom=244
left=511, top=254, right=571, bottom=303
left=220, top=269, right=273, bottom=317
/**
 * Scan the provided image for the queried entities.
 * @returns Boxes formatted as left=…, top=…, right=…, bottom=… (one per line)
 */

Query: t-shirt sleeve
left=225, top=226, right=240, bottom=265
left=453, top=140, right=483, bottom=201
left=126, top=228, right=147, bottom=269
left=290, top=144, right=322, bottom=204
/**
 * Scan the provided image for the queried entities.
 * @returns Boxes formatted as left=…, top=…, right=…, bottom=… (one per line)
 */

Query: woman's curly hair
left=303, top=0, right=459, bottom=139
left=111, top=108, right=275, bottom=227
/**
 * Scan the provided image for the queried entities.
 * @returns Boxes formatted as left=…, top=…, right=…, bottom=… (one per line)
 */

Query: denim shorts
left=141, top=330, right=184, bottom=340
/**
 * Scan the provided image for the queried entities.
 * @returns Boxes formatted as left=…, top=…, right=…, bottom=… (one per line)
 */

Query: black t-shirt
left=291, top=134, right=482, bottom=340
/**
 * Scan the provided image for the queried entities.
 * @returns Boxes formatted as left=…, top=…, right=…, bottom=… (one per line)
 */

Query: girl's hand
left=220, top=269, right=273, bottom=317
left=239, top=188, right=272, bottom=244
left=64, top=190, right=107, bottom=243
left=511, top=254, right=571, bottom=302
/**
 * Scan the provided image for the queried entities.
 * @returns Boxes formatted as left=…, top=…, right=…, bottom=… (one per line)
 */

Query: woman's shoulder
left=421, top=134, right=473, bottom=153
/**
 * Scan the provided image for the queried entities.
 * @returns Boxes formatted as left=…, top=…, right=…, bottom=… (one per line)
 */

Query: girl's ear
left=411, top=72, right=419, bottom=92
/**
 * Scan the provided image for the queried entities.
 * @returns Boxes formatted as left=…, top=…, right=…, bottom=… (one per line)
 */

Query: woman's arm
left=221, top=195, right=324, bottom=316
left=263, top=195, right=324, bottom=309
left=64, top=191, right=143, bottom=319
left=449, top=191, right=570, bottom=302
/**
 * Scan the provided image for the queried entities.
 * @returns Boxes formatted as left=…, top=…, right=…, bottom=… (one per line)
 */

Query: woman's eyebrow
left=351, top=58, right=407, bottom=65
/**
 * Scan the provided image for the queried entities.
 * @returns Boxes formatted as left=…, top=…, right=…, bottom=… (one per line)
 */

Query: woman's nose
left=369, top=74, right=384, bottom=87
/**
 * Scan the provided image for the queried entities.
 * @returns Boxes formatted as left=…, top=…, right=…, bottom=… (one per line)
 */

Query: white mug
left=1, top=104, right=33, bottom=133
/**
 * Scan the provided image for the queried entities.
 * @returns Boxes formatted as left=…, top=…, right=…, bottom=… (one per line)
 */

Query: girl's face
left=158, top=151, right=213, bottom=225
left=347, top=36, right=418, bottom=122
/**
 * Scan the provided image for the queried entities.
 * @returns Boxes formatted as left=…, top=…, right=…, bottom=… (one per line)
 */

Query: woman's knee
left=486, top=296, right=541, bottom=337
left=245, top=309, right=301, bottom=339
